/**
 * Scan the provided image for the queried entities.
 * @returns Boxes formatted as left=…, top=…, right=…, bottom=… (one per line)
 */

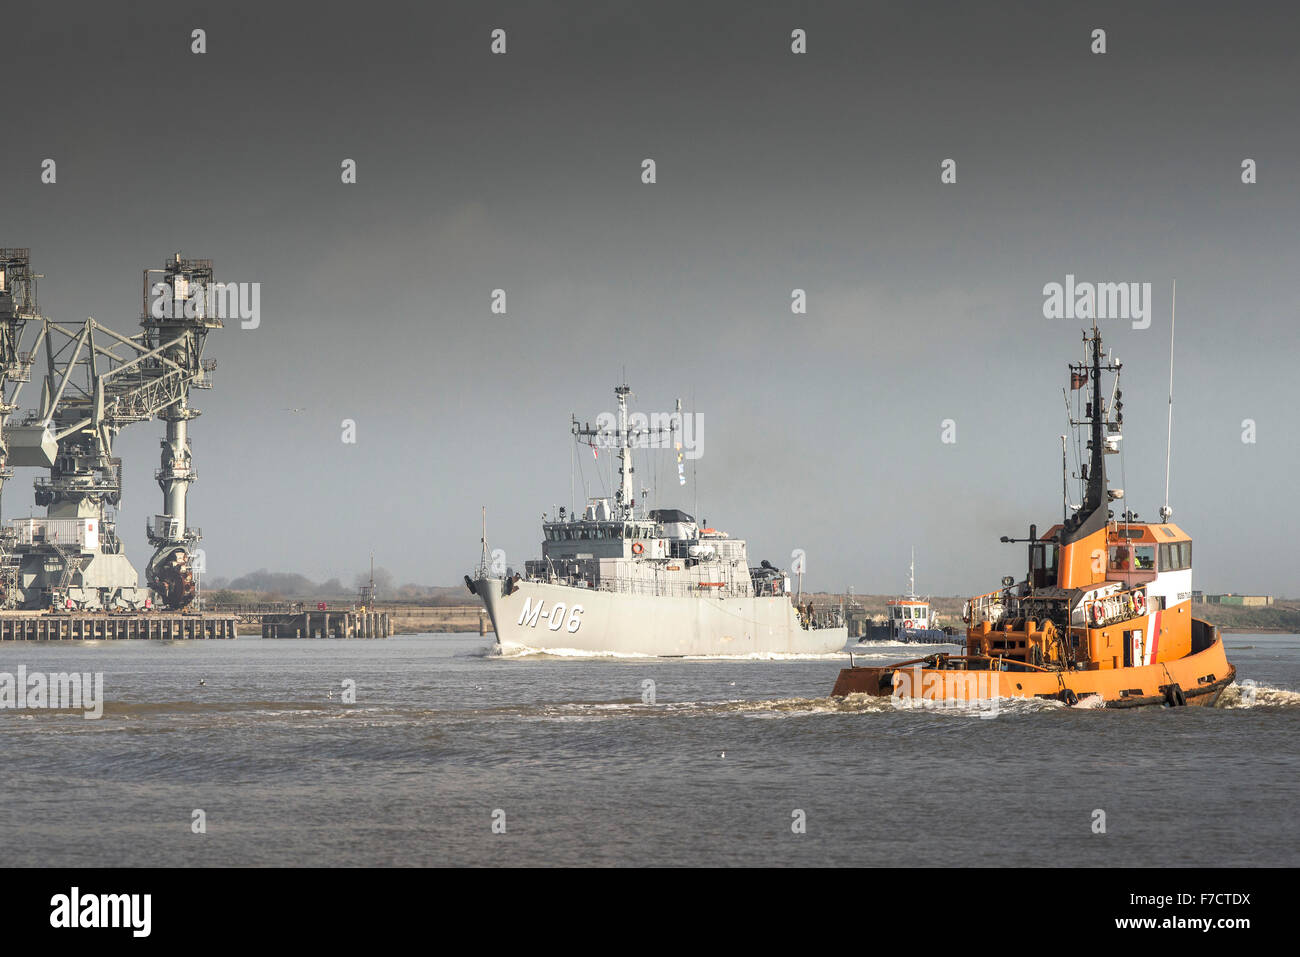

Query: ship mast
left=1083, top=325, right=1106, bottom=517
left=1161, top=281, right=1175, bottom=523
left=615, top=384, right=632, bottom=517
left=569, top=384, right=673, bottom=522
left=1060, top=324, right=1115, bottom=546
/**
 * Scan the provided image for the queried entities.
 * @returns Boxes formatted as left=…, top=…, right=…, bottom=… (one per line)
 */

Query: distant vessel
left=468, top=384, right=848, bottom=657
left=861, top=551, right=951, bottom=643
left=833, top=324, right=1236, bottom=707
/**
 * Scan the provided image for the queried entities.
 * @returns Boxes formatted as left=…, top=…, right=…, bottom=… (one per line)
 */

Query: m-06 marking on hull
left=517, top=597, right=584, bottom=633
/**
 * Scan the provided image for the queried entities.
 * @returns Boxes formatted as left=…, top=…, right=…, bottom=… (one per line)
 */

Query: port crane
left=0, top=251, right=219, bottom=610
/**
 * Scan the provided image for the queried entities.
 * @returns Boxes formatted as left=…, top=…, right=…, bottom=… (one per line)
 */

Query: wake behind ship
left=468, top=385, right=847, bottom=657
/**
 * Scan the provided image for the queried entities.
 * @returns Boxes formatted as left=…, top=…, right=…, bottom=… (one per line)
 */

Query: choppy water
left=1, top=633, right=1296, bottom=866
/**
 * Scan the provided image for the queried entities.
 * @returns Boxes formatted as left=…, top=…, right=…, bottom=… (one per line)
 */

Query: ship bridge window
left=1108, top=546, right=1131, bottom=571
left=1133, top=546, right=1155, bottom=570
left=1159, top=541, right=1192, bottom=571
left=1031, top=543, right=1058, bottom=588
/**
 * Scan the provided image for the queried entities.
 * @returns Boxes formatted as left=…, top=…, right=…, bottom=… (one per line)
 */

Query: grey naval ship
left=467, top=385, right=848, bottom=657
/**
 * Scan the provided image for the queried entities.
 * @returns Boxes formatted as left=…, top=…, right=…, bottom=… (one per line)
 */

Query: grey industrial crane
left=0, top=251, right=220, bottom=611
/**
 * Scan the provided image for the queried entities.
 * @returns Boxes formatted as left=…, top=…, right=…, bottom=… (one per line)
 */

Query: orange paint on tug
left=832, top=326, right=1235, bottom=708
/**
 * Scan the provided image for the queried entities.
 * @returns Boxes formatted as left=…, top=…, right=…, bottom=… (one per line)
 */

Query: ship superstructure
left=469, top=385, right=847, bottom=656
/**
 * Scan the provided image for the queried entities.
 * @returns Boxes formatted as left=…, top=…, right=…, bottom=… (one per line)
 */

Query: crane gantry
left=0, top=250, right=220, bottom=611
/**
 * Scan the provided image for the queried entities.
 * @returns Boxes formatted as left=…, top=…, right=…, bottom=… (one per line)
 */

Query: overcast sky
left=2, top=1, right=1296, bottom=596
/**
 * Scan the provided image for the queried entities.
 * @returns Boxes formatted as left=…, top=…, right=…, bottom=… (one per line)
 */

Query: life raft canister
left=1091, top=602, right=1105, bottom=625
left=631, top=541, right=645, bottom=555
left=1133, top=590, right=1146, bottom=615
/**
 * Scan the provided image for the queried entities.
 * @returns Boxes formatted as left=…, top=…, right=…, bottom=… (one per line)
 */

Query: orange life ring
left=1133, top=591, right=1146, bottom=615
left=631, top=542, right=644, bottom=555
left=1091, top=602, right=1104, bottom=625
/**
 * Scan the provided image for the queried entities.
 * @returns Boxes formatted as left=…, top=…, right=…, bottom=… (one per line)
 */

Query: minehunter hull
left=832, top=629, right=1235, bottom=709
left=475, top=577, right=848, bottom=657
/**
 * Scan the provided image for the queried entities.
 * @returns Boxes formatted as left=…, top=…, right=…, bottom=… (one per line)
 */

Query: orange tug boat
left=833, top=326, right=1236, bottom=709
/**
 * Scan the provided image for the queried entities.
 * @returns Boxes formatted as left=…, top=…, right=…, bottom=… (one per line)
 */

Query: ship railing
left=799, top=609, right=844, bottom=631
left=792, top=595, right=845, bottom=630
left=533, top=573, right=748, bottom=599
left=1079, top=585, right=1150, bottom=628
left=594, top=578, right=749, bottom=599
left=965, top=588, right=1025, bottom=626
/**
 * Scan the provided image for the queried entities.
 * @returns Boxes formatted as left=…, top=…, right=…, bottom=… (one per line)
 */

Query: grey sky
left=2, top=1, right=1296, bottom=596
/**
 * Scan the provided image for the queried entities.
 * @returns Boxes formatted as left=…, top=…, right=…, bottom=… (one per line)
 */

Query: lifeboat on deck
left=832, top=325, right=1235, bottom=709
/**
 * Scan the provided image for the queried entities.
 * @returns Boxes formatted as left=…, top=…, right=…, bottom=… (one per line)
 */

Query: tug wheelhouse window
left=1133, top=546, right=1155, bottom=570
left=1159, top=542, right=1192, bottom=570
left=1030, top=543, right=1058, bottom=588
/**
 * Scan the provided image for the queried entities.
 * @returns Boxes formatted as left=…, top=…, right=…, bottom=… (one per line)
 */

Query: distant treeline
left=204, top=568, right=470, bottom=607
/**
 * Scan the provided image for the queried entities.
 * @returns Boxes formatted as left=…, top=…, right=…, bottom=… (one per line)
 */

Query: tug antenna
left=1161, top=281, right=1176, bottom=523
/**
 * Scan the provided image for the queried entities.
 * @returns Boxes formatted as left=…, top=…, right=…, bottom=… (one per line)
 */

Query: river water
left=2, top=633, right=1295, bottom=866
